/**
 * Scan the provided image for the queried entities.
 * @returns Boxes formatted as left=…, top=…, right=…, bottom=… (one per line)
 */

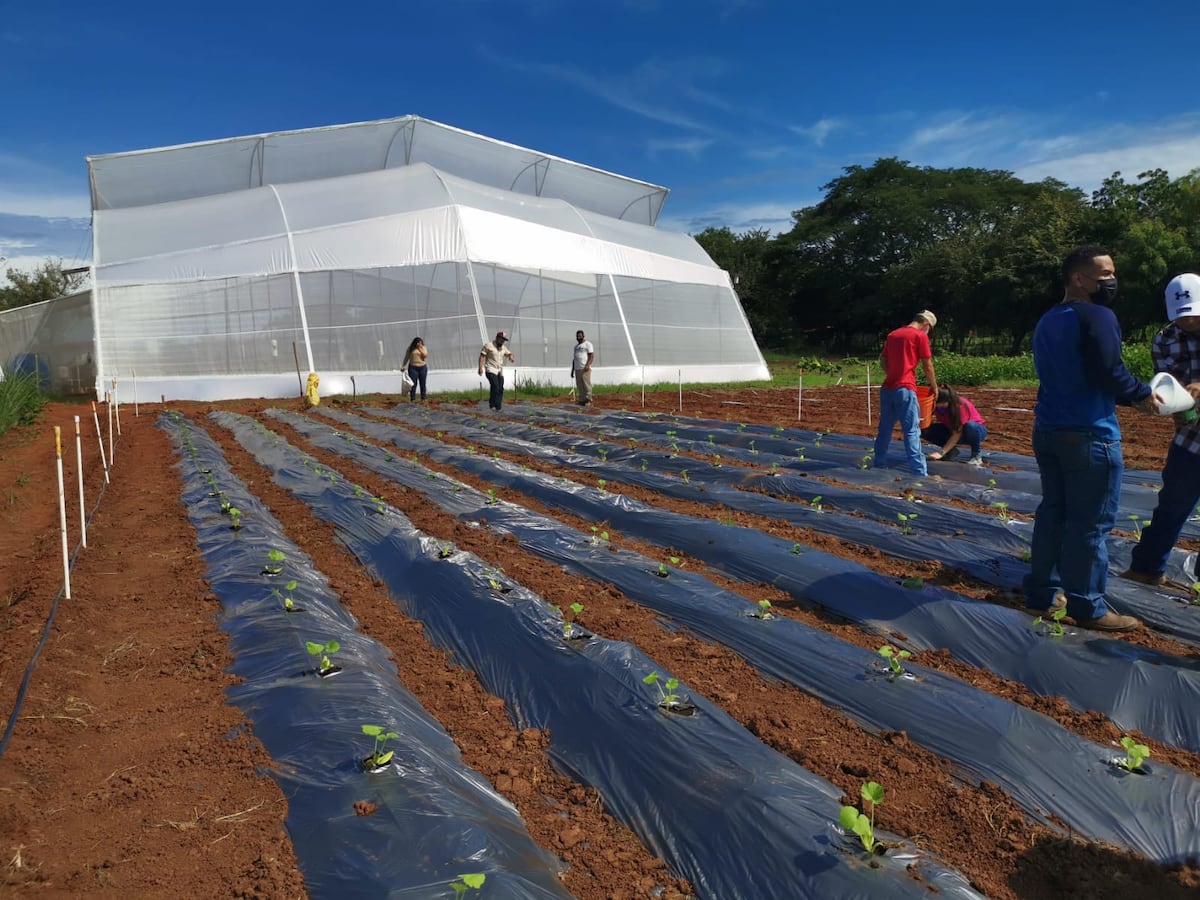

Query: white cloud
left=647, top=137, right=716, bottom=158
left=658, top=200, right=801, bottom=236
left=789, top=117, right=844, bottom=147
left=0, top=190, right=91, bottom=219
left=1015, top=132, right=1200, bottom=192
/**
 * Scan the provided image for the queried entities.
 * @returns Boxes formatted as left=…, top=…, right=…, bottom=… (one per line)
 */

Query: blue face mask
left=1089, top=277, right=1119, bottom=307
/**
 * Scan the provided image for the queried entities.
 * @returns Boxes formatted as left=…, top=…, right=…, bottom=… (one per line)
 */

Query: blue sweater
left=1033, top=301, right=1150, bottom=441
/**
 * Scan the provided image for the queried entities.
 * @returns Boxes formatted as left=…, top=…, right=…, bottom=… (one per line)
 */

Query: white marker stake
left=54, top=427, right=71, bottom=599
left=641, top=367, right=646, bottom=409
left=91, top=401, right=110, bottom=484
left=132, top=369, right=139, bottom=417
left=74, top=415, right=86, bottom=548
left=112, top=378, right=122, bottom=436
left=866, top=367, right=872, bottom=425
left=106, top=392, right=115, bottom=466
left=678, top=369, right=683, bottom=413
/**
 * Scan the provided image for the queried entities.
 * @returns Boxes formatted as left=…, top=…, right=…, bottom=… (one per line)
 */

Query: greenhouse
left=86, top=115, right=767, bottom=401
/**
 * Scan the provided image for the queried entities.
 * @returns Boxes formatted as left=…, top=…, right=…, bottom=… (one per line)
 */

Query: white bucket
left=1149, top=372, right=1196, bottom=415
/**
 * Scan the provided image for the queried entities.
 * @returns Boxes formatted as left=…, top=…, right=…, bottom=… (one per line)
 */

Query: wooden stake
left=91, top=401, right=110, bottom=484
left=54, top=426, right=71, bottom=599
left=74, top=415, right=86, bottom=548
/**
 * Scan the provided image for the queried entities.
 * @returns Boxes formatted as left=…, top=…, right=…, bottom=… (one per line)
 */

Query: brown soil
left=0, top=385, right=1195, bottom=900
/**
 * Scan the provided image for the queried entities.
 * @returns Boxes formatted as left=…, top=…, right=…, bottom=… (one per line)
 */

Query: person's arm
left=505, top=348, right=515, bottom=364
left=477, top=349, right=485, bottom=376
left=1079, top=305, right=1151, bottom=405
left=921, top=357, right=937, bottom=397
left=585, top=349, right=594, bottom=370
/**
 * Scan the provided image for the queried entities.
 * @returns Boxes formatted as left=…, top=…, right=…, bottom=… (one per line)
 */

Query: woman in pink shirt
left=922, top=386, right=988, bottom=465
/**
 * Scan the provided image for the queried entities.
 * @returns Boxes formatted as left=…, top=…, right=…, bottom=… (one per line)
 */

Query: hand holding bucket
left=915, top=386, right=935, bottom=428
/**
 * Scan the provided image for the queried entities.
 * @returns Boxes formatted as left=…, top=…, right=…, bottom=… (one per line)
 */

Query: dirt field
left=0, top=384, right=1195, bottom=899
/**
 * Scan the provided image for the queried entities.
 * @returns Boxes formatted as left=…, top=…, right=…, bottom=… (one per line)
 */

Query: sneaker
left=1027, top=592, right=1067, bottom=616
left=1077, top=611, right=1142, bottom=632
left=967, top=455, right=983, bottom=467
left=1120, top=569, right=1166, bottom=587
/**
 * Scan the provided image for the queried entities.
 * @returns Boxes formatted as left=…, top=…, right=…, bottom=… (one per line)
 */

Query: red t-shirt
left=881, top=325, right=932, bottom=390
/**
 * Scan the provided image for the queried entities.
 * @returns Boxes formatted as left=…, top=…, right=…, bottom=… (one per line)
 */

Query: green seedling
left=860, top=454, right=872, bottom=471
left=271, top=579, right=300, bottom=612
left=219, top=496, right=233, bottom=514
left=680, top=470, right=689, bottom=485
left=795, top=448, right=805, bottom=461
left=492, top=451, right=501, bottom=460
left=450, top=873, right=486, bottom=898
left=263, top=548, right=285, bottom=576
left=900, top=576, right=924, bottom=590
left=466, top=444, right=476, bottom=454
left=640, top=459, right=649, bottom=472
left=839, top=782, right=884, bottom=854
left=987, top=477, right=997, bottom=490
left=597, top=478, right=608, bottom=492
left=814, top=433, right=824, bottom=447
left=353, top=485, right=364, bottom=498
left=992, top=501, right=1011, bottom=523
left=810, top=495, right=823, bottom=513
left=361, top=724, right=399, bottom=769
left=486, top=488, right=498, bottom=505
left=437, top=544, right=454, bottom=559
left=488, top=577, right=503, bottom=592
left=748, top=439, right=757, bottom=454
left=656, top=562, right=670, bottom=578
left=1128, top=514, right=1150, bottom=541
left=752, top=599, right=774, bottom=619
left=228, top=507, right=243, bottom=530
left=668, top=441, right=680, bottom=455
left=738, top=422, right=747, bottom=432
left=670, top=556, right=681, bottom=566
left=642, top=671, right=681, bottom=708
left=1020, top=550, right=1032, bottom=563
left=877, top=644, right=912, bottom=674
left=707, top=434, right=715, bottom=446
left=372, top=496, right=386, bottom=513
left=769, top=462, right=779, bottom=475
left=713, top=454, right=722, bottom=467
left=306, top=639, right=340, bottom=675
left=597, top=447, right=608, bottom=461
left=1032, top=605, right=1067, bottom=637
left=791, top=543, right=803, bottom=554
left=1117, top=735, right=1150, bottom=772
left=1191, top=582, right=1200, bottom=607
left=559, top=602, right=585, bottom=636
left=896, top=512, right=917, bottom=535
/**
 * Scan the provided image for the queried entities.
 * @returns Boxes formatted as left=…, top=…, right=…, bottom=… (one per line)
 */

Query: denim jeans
left=407, top=364, right=428, bottom=400
left=1129, top=442, right=1200, bottom=577
left=874, top=387, right=926, bottom=476
left=486, top=371, right=505, bottom=409
left=1025, top=428, right=1123, bottom=619
left=921, top=421, right=987, bottom=455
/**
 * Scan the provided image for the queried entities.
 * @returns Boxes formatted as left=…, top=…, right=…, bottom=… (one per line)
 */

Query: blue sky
left=2, top=0, right=1198, bottom=278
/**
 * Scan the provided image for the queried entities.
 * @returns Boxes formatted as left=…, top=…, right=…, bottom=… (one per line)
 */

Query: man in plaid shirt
left=1124, top=273, right=1200, bottom=585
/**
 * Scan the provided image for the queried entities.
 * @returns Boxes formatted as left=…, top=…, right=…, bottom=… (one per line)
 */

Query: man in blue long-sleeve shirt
left=1025, top=246, right=1161, bottom=631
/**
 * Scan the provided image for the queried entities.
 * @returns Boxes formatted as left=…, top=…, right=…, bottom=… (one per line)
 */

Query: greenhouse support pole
left=132, top=369, right=138, bottom=417
left=268, top=185, right=315, bottom=375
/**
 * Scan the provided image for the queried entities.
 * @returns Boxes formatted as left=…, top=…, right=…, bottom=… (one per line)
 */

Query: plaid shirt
left=1152, top=323, right=1200, bottom=456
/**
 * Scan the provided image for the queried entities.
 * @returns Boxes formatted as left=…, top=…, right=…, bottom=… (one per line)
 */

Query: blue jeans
left=1129, top=442, right=1200, bottom=577
left=921, top=421, right=987, bottom=455
left=407, top=364, right=428, bottom=400
left=874, top=387, right=926, bottom=476
left=486, top=371, right=505, bottom=409
left=1025, top=428, right=1122, bottom=619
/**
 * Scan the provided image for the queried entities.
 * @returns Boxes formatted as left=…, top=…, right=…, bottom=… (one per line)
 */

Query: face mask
left=1089, top=277, right=1118, bottom=306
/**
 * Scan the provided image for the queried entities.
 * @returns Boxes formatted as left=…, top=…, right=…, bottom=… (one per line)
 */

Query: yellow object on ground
left=304, top=372, right=321, bottom=407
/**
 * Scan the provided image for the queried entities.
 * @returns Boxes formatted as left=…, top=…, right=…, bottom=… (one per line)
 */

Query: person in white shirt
left=477, top=331, right=515, bottom=410
left=571, top=330, right=595, bottom=405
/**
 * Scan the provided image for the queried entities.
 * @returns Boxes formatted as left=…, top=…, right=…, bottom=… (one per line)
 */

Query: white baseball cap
left=1166, top=273, right=1200, bottom=321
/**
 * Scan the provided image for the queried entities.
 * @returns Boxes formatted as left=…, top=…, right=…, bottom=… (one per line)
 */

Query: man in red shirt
left=874, top=310, right=938, bottom=476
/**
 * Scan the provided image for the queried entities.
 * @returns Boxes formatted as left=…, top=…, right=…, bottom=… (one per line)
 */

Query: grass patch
left=0, top=372, right=46, bottom=435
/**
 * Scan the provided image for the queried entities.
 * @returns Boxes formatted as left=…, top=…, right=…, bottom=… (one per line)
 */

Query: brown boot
left=1120, top=569, right=1166, bottom=587
left=1077, top=611, right=1142, bottom=632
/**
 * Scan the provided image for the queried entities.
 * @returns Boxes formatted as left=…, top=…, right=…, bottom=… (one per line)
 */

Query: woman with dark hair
left=922, top=385, right=987, bottom=464
left=402, top=337, right=429, bottom=401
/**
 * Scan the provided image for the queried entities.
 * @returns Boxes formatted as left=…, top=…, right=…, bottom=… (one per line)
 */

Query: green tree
left=0, top=258, right=87, bottom=310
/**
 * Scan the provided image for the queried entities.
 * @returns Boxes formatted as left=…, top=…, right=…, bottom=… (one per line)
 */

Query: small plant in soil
left=814, top=433, right=824, bottom=447
left=791, top=543, right=803, bottom=554
left=860, top=454, right=872, bottom=470
left=748, top=439, right=757, bottom=454
left=1032, top=606, right=1067, bottom=637
left=992, top=501, right=1012, bottom=523
left=557, top=602, right=585, bottom=637
left=810, top=495, right=823, bottom=513
left=1191, top=582, right=1200, bottom=606
left=656, top=562, right=670, bottom=578
left=640, top=459, right=648, bottom=472
left=840, top=781, right=885, bottom=854
left=1116, top=735, right=1150, bottom=772
left=437, top=544, right=454, bottom=559
left=263, top=548, right=285, bottom=576
left=900, top=576, right=924, bottom=590
left=371, top=496, right=386, bottom=514
left=877, top=644, right=912, bottom=675
left=642, top=671, right=681, bottom=708
left=306, top=639, right=341, bottom=676
left=679, top=470, right=689, bottom=485
left=986, top=477, right=997, bottom=491
left=597, top=447, right=608, bottom=461
left=896, top=512, right=917, bottom=535
left=228, top=507, right=243, bottom=530
left=272, top=579, right=300, bottom=612
left=751, top=599, right=774, bottom=619
left=1128, top=515, right=1150, bottom=541
left=219, top=496, right=233, bottom=514
left=486, top=488, right=498, bottom=505
left=361, top=724, right=399, bottom=770
left=713, top=454, right=722, bottom=467
left=769, top=462, right=779, bottom=475
left=597, top=478, right=608, bottom=492
left=450, top=873, right=486, bottom=897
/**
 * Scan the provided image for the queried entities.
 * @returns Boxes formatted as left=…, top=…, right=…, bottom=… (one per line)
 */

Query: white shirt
left=480, top=342, right=513, bottom=374
left=573, top=340, right=594, bottom=371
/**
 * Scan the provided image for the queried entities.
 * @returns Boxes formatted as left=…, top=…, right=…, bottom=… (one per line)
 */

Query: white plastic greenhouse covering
left=87, top=116, right=768, bottom=401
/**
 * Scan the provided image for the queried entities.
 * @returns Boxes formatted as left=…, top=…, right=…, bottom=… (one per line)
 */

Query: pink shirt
left=934, top=397, right=986, bottom=428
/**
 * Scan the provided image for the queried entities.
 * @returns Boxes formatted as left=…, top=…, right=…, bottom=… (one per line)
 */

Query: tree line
left=695, top=159, right=1200, bottom=355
